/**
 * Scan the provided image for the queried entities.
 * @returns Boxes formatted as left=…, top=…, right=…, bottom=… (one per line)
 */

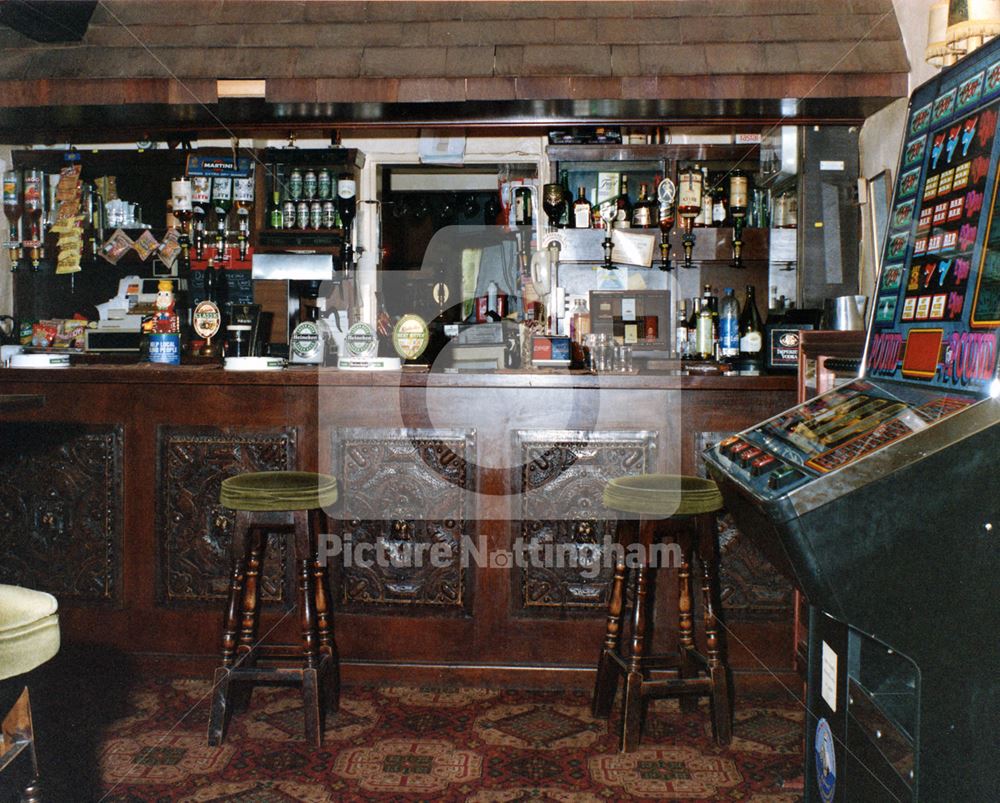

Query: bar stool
left=0, top=584, right=60, bottom=802
left=207, top=471, right=339, bottom=747
left=591, top=474, right=732, bottom=752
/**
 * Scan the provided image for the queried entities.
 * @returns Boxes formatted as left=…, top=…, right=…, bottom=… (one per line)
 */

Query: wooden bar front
left=0, top=366, right=796, bottom=689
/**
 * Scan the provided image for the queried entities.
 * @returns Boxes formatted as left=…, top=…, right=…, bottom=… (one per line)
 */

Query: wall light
left=216, top=79, right=267, bottom=98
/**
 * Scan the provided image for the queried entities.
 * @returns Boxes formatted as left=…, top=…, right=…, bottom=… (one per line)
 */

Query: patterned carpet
left=75, top=677, right=806, bottom=802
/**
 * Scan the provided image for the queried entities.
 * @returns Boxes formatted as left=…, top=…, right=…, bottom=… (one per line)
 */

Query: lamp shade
left=927, top=1, right=956, bottom=66
left=946, top=0, right=1000, bottom=56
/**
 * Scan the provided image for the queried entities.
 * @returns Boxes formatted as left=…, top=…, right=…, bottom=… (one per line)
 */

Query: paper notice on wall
left=821, top=641, right=838, bottom=712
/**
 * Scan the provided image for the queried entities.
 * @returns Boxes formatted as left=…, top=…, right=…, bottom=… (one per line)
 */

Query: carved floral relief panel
left=515, top=430, right=656, bottom=612
left=0, top=423, right=123, bottom=604
left=157, top=427, right=296, bottom=606
left=332, top=428, right=474, bottom=612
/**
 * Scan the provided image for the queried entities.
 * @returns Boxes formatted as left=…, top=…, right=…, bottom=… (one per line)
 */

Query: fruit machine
left=704, top=40, right=1000, bottom=803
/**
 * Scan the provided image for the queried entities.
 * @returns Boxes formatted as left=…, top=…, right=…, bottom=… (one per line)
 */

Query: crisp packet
left=100, top=228, right=134, bottom=265
left=132, top=229, right=159, bottom=261
left=158, top=228, right=180, bottom=268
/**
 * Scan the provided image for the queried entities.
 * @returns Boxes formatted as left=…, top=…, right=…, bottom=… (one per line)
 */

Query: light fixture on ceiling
left=927, top=0, right=1000, bottom=67
left=926, top=2, right=955, bottom=67
left=216, top=79, right=267, bottom=98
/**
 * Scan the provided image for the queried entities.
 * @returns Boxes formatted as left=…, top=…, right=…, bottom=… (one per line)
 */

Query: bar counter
left=0, top=364, right=797, bottom=688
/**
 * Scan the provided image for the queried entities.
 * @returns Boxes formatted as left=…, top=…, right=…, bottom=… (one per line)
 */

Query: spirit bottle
left=572, top=186, right=592, bottom=228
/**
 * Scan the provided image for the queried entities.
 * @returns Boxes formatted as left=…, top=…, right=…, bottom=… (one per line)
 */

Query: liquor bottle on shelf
left=676, top=166, right=703, bottom=267
left=657, top=176, right=676, bottom=271
left=22, top=169, right=43, bottom=271
left=718, top=287, right=740, bottom=361
left=738, top=283, right=765, bottom=372
left=694, top=166, right=709, bottom=227
left=191, top=176, right=210, bottom=259
left=3, top=169, right=22, bottom=270
left=337, top=172, right=357, bottom=270
left=572, top=186, right=592, bottom=229
left=675, top=299, right=689, bottom=357
left=686, top=298, right=701, bottom=358
left=559, top=170, right=572, bottom=227
left=211, top=176, right=233, bottom=257
left=711, top=177, right=727, bottom=227
left=729, top=169, right=749, bottom=267
left=233, top=176, right=254, bottom=260
left=695, top=298, right=715, bottom=360
left=615, top=175, right=632, bottom=228
left=631, top=183, right=655, bottom=228
left=702, top=283, right=719, bottom=352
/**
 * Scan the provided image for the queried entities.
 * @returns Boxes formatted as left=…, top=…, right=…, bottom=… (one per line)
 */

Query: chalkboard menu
left=869, top=40, right=1000, bottom=394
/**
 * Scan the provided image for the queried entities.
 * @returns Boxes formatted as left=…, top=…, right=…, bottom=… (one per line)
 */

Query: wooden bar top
left=0, top=363, right=797, bottom=391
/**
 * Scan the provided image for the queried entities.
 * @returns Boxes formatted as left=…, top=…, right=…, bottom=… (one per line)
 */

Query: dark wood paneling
left=0, top=422, right=123, bottom=604
left=156, top=426, right=297, bottom=606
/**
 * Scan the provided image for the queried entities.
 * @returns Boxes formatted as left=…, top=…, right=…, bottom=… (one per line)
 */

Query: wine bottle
left=572, top=186, right=592, bottom=229
left=615, top=175, right=632, bottom=228
left=514, top=185, right=533, bottom=226
left=631, top=183, right=655, bottom=228
left=738, top=283, right=764, bottom=371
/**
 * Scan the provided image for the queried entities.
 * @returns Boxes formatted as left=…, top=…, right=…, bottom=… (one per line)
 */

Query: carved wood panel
left=157, top=427, right=296, bottom=606
left=0, top=423, right=123, bottom=604
left=515, top=430, right=656, bottom=612
left=332, top=428, right=474, bottom=613
left=695, top=430, right=793, bottom=621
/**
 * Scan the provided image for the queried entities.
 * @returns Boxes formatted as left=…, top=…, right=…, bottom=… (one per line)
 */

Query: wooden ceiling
left=0, top=0, right=910, bottom=141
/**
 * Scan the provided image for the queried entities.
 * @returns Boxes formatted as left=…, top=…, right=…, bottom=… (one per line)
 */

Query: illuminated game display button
left=718, top=436, right=741, bottom=457
left=750, top=453, right=778, bottom=477
left=728, top=441, right=755, bottom=461
left=739, top=447, right=764, bottom=468
left=768, top=465, right=804, bottom=491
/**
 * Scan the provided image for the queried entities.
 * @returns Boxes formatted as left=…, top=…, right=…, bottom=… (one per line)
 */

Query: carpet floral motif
left=99, top=732, right=235, bottom=784
left=589, top=745, right=743, bottom=798
left=90, top=680, right=806, bottom=801
left=379, top=684, right=500, bottom=707
left=474, top=703, right=603, bottom=750
left=332, top=738, right=483, bottom=794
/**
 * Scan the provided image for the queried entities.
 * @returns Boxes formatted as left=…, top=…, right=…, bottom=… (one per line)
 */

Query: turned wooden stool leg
left=675, top=528, right=700, bottom=714
left=698, top=512, right=732, bottom=745
left=209, top=511, right=251, bottom=746
left=620, top=517, right=655, bottom=752
left=294, top=509, right=323, bottom=746
left=310, top=509, right=339, bottom=714
left=592, top=538, right=628, bottom=719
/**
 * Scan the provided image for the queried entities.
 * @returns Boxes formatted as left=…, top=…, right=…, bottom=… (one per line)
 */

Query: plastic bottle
left=719, top=287, right=740, bottom=360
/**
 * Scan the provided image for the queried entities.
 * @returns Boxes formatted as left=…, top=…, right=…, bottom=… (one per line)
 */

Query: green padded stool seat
left=208, top=471, right=339, bottom=748
left=602, top=474, right=723, bottom=517
left=219, top=471, right=338, bottom=512
left=0, top=584, right=60, bottom=802
left=593, top=474, right=732, bottom=752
